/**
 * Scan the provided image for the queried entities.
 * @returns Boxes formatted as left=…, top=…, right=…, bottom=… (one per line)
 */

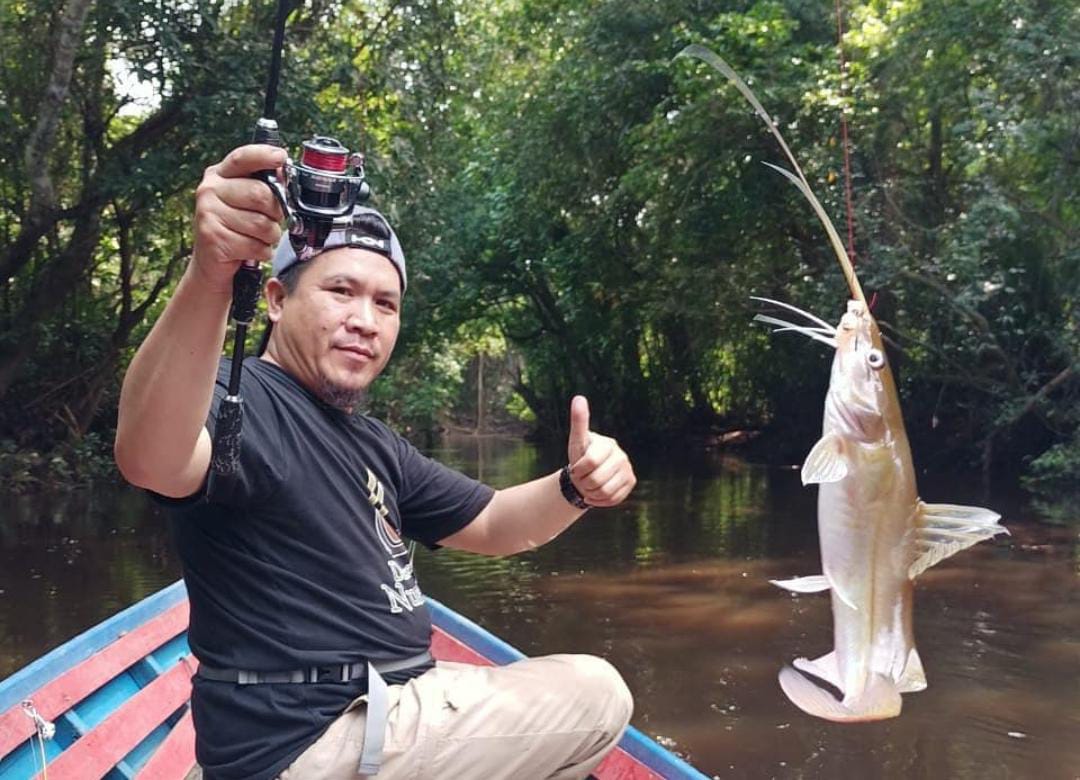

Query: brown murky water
left=1, top=436, right=1078, bottom=779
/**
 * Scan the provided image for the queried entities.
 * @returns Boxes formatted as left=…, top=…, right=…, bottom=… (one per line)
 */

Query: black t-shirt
left=157, top=358, right=494, bottom=780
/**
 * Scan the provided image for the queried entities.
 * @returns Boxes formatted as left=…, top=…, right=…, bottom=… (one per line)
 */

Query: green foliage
left=0, top=433, right=115, bottom=490
left=1023, top=434, right=1080, bottom=524
left=1, top=0, right=1077, bottom=505
left=367, top=336, right=469, bottom=438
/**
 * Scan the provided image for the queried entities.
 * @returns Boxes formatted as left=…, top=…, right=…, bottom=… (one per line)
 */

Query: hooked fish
left=758, top=296, right=1006, bottom=721
left=678, top=44, right=1008, bottom=721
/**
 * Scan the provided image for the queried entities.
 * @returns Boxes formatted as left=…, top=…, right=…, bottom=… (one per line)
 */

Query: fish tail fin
left=779, top=666, right=902, bottom=722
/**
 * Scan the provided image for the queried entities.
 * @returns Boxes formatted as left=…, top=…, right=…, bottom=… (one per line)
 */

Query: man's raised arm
left=440, top=396, right=637, bottom=555
left=114, top=145, right=285, bottom=498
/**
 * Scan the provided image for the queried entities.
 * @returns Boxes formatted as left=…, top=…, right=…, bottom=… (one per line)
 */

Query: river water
left=1, top=436, right=1077, bottom=779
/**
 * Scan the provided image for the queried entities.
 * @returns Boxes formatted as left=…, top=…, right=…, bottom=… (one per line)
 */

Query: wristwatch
left=559, top=465, right=590, bottom=509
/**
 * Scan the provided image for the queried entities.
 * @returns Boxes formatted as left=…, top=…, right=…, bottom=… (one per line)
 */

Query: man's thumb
left=568, top=395, right=591, bottom=463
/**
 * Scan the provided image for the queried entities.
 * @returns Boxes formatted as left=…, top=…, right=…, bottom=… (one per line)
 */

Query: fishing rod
left=209, top=0, right=293, bottom=476
left=678, top=44, right=867, bottom=305
left=210, top=0, right=372, bottom=475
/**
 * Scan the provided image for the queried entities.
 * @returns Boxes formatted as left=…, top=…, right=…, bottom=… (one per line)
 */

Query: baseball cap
left=271, top=205, right=407, bottom=292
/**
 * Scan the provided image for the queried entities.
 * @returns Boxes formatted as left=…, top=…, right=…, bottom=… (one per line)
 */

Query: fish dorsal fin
left=801, top=433, right=848, bottom=485
left=908, top=502, right=1008, bottom=579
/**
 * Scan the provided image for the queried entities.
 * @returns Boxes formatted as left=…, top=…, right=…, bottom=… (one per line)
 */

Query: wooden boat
left=0, top=580, right=708, bottom=779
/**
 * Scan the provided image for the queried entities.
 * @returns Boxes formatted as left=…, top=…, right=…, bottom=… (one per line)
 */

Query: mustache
left=335, top=342, right=377, bottom=358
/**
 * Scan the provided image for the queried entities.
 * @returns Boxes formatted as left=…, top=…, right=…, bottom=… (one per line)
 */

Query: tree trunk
left=0, top=0, right=94, bottom=287
left=24, top=0, right=95, bottom=215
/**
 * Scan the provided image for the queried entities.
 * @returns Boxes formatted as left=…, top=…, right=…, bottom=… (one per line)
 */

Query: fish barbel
left=761, top=297, right=1007, bottom=721
left=678, top=43, right=1009, bottom=720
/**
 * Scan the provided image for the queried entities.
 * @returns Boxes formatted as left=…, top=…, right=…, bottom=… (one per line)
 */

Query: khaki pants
left=277, top=654, right=633, bottom=780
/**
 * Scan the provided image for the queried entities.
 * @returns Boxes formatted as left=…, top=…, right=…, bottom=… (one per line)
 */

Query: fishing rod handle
left=213, top=119, right=284, bottom=476
left=210, top=395, right=244, bottom=476
left=229, top=264, right=263, bottom=325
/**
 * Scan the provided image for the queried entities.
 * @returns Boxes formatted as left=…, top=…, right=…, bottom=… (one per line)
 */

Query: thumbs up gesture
left=566, top=396, right=636, bottom=508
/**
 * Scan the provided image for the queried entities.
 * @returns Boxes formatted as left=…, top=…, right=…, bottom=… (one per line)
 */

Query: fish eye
left=866, top=349, right=885, bottom=370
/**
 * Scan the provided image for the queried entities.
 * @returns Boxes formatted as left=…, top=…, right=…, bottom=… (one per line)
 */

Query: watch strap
left=559, top=465, right=590, bottom=509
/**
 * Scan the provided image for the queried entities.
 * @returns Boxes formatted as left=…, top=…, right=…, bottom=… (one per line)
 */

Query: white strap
left=357, top=662, right=388, bottom=776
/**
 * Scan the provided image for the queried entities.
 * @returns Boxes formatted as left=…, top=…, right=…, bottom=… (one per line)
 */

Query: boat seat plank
left=0, top=602, right=189, bottom=758
left=33, top=660, right=195, bottom=780
left=133, top=710, right=196, bottom=780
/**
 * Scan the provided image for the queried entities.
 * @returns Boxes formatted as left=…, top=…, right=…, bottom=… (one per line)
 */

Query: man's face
left=265, top=248, right=402, bottom=408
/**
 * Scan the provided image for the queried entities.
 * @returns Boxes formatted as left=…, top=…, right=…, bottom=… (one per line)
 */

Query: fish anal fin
left=801, top=433, right=848, bottom=485
left=897, top=647, right=927, bottom=693
left=909, top=501, right=1008, bottom=579
left=779, top=667, right=901, bottom=723
left=793, top=651, right=841, bottom=692
left=770, top=575, right=830, bottom=594
left=821, top=567, right=859, bottom=611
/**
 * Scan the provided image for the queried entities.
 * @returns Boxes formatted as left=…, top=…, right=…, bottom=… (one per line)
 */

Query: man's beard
left=315, top=374, right=367, bottom=412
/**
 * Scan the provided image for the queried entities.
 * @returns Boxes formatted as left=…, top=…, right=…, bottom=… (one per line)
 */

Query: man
left=114, top=144, right=637, bottom=780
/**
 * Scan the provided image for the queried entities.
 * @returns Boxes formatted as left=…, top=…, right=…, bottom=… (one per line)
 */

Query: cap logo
left=347, top=233, right=388, bottom=251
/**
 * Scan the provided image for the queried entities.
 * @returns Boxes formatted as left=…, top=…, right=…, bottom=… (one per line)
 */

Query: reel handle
left=251, top=118, right=296, bottom=229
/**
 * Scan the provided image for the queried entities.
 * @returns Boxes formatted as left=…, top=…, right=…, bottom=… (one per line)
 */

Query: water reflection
left=0, top=489, right=180, bottom=677
left=1, top=435, right=1078, bottom=779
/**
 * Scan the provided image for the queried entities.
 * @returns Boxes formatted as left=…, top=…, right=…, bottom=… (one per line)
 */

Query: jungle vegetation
left=0, top=0, right=1076, bottom=511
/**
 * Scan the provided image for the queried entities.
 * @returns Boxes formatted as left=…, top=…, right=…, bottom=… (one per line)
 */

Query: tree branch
left=1011, top=364, right=1077, bottom=425
left=897, top=267, right=1022, bottom=390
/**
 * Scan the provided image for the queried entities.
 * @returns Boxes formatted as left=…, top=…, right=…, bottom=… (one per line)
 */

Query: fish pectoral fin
left=793, top=651, right=842, bottom=691
left=770, top=575, right=831, bottom=594
left=909, top=501, right=1008, bottom=579
left=801, top=433, right=849, bottom=485
left=779, top=667, right=901, bottom=723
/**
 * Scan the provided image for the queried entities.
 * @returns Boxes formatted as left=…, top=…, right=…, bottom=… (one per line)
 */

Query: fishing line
left=834, top=0, right=858, bottom=267
left=21, top=699, right=54, bottom=779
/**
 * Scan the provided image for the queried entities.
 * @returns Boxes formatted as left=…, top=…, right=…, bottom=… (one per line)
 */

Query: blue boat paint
left=0, top=738, right=52, bottom=779
left=618, top=730, right=711, bottom=780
